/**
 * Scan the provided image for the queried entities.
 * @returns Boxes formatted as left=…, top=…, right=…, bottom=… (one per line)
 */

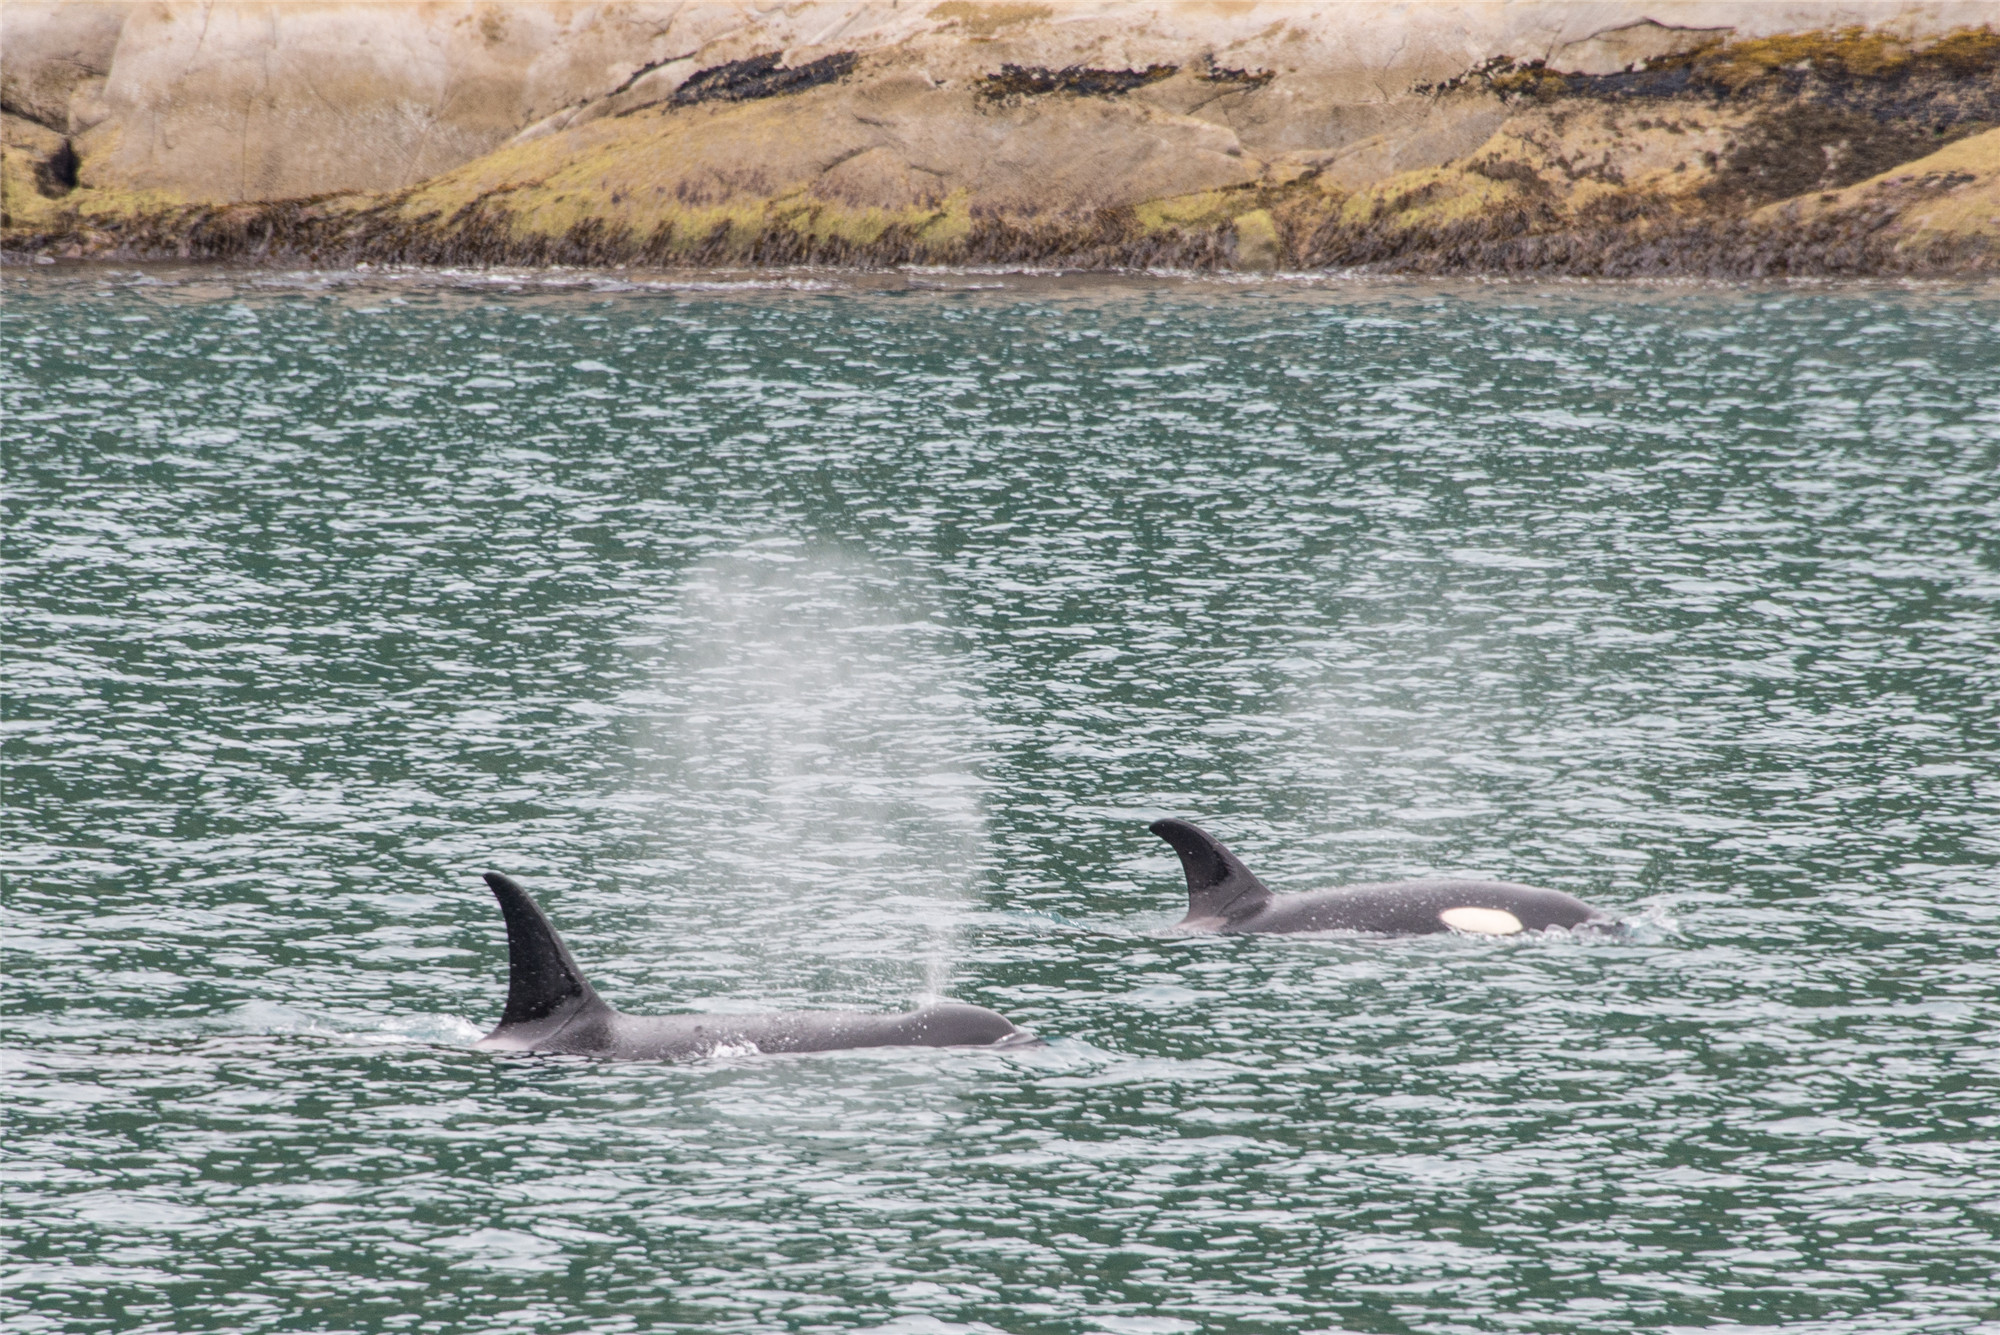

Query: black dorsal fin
left=1149, top=818, right=1275, bottom=923
left=484, top=872, right=609, bottom=1026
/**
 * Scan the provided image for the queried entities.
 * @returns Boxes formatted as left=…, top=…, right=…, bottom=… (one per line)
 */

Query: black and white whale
left=1149, top=819, right=1618, bottom=936
left=474, top=872, right=1029, bottom=1059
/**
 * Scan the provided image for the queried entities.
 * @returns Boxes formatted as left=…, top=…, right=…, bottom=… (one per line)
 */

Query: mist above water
left=622, top=545, right=990, bottom=1004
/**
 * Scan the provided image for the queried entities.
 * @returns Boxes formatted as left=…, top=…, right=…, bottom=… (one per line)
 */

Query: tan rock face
left=81, top=3, right=661, bottom=199
left=1551, top=19, right=1735, bottom=76
left=0, top=1, right=124, bottom=133
left=7, top=0, right=1988, bottom=202
left=4, top=2, right=1998, bottom=274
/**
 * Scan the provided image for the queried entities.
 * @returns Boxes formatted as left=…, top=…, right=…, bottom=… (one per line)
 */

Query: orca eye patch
left=1438, top=906, right=1524, bottom=935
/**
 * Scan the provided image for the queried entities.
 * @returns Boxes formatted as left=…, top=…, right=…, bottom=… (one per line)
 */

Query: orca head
left=1149, top=818, right=1276, bottom=928
left=477, top=872, right=615, bottom=1050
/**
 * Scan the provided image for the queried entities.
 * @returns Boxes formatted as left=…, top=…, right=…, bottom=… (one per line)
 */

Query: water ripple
left=4, top=269, right=1998, bottom=1334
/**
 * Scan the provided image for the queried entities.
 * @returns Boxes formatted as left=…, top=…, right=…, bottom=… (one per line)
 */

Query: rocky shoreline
left=4, top=3, right=1997, bottom=276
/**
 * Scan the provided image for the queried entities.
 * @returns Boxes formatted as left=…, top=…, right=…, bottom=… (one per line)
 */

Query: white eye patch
left=1438, top=906, right=1524, bottom=935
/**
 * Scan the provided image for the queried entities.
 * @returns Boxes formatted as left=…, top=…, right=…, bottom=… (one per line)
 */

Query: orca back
left=473, top=874, right=1030, bottom=1059
left=1149, top=819, right=1619, bottom=936
left=1242, top=879, right=1614, bottom=935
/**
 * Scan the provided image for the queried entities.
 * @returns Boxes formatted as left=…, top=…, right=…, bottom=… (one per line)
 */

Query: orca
left=474, top=872, right=1029, bottom=1059
left=1149, top=819, right=1618, bottom=936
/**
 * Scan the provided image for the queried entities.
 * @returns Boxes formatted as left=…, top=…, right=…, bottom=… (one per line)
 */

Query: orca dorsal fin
left=1149, top=819, right=1275, bottom=924
left=483, top=872, right=609, bottom=1026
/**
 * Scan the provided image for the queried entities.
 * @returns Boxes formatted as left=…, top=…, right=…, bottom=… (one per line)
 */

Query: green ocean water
left=4, top=268, right=1999, bottom=1335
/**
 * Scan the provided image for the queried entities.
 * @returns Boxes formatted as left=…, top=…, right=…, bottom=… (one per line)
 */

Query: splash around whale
left=474, top=872, right=1030, bottom=1060
left=1149, top=819, right=1619, bottom=936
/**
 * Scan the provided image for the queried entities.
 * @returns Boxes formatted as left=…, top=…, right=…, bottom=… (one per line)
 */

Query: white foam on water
left=433, top=1228, right=567, bottom=1274
left=222, top=1000, right=485, bottom=1048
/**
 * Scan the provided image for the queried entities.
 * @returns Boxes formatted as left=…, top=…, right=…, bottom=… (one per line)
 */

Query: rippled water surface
left=6, top=269, right=1999, bottom=1334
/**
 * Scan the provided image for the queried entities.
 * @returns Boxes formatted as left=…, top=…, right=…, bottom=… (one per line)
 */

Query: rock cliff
left=4, top=1, right=1997, bottom=274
